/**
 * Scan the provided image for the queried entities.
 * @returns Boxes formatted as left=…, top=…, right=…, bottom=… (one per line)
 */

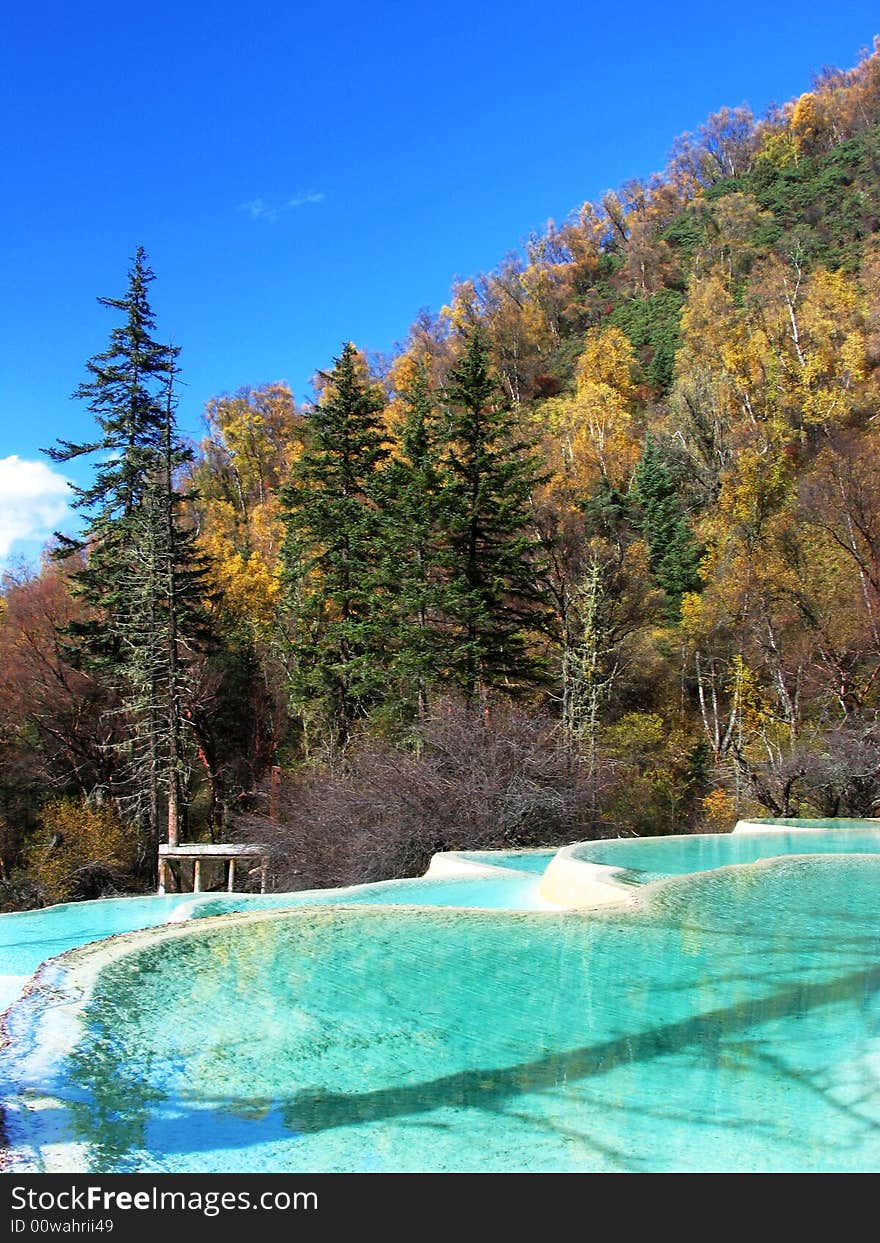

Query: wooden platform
left=158, top=843, right=269, bottom=894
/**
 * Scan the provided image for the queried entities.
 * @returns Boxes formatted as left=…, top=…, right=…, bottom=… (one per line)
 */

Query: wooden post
left=157, top=858, right=167, bottom=895
left=193, top=859, right=202, bottom=893
left=269, top=765, right=281, bottom=822
left=227, top=858, right=235, bottom=892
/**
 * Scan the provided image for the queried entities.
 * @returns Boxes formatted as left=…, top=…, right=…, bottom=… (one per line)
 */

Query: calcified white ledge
left=425, top=851, right=514, bottom=879
left=425, top=849, right=549, bottom=877
left=1, top=920, right=209, bottom=1173
left=537, top=844, right=633, bottom=910
left=428, top=844, right=643, bottom=910
left=541, top=819, right=880, bottom=908
left=733, top=820, right=827, bottom=835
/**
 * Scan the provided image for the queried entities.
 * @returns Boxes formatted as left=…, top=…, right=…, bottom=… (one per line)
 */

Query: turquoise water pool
left=573, top=822, right=880, bottom=886
left=0, top=863, right=548, bottom=1014
left=447, top=849, right=557, bottom=875
left=2, top=824, right=880, bottom=1172
left=0, top=894, right=203, bottom=1014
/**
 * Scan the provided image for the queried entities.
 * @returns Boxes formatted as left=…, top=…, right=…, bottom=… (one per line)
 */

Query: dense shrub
left=24, top=797, right=137, bottom=905
left=239, top=697, right=609, bottom=891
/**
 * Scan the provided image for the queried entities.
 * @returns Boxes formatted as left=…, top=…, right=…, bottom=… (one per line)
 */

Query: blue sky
left=1, top=1, right=878, bottom=567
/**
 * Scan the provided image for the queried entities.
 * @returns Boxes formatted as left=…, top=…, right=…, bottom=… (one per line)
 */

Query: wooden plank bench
left=157, top=844, right=269, bottom=894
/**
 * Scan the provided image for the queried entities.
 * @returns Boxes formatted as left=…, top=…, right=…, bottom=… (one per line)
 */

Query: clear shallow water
left=3, top=826, right=880, bottom=1173
left=188, top=869, right=549, bottom=918
left=573, top=824, right=880, bottom=886
left=744, top=818, right=879, bottom=829
left=7, top=855, right=880, bottom=1172
left=0, top=865, right=547, bottom=1015
left=0, top=895, right=205, bottom=1014
left=451, top=850, right=557, bottom=875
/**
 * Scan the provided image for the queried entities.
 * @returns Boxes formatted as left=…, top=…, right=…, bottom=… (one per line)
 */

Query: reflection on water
left=11, top=855, right=880, bottom=1173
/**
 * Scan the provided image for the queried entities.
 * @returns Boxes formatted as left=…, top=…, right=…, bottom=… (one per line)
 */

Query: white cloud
left=286, top=191, right=325, bottom=208
left=239, top=191, right=326, bottom=222
left=240, top=197, right=278, bottom=222
left=0, top=456, right=72, bottom=561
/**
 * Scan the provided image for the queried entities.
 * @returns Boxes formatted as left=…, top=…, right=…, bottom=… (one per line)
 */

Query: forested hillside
left=3, top=43, right=880, bottom=907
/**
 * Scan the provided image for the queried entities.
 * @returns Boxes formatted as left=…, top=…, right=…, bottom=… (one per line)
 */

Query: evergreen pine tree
left=629, top=437, right=703, bottom=622
left=280, top=343, right=391, bottom=747
left=45, top=249, right=211, bottom=850
left=120, top=363, right=213, bottom=845
left=438, top=329, right=550, bottom=701
left=46, top=247, right=173, bottom=668
left=380, top=363, right=447, bottom=721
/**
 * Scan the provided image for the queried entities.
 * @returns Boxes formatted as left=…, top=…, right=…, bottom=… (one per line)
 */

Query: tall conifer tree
left=438, top=330, right=550, bottom=701
left=47, top=247, right=172, bottom=665
left=45, top=249, right=210, bottom=850
left=280, top=343, right=391, bottom=746
left=629, top=437, right=703, bottom=622
left=380, top=363, right=447, bottom=720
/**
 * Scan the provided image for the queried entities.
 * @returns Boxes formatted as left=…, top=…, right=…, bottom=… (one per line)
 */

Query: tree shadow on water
left=277, top=959, right=880, bottom=1136
left=21, top=955, right=880, bottom=1172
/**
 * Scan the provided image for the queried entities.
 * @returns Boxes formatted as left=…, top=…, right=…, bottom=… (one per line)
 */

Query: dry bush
left=734, top=724, right=880, bottom=819
left=238, top=696, right=602, bottom=890
left=25, top=797, right=138, bottom=905
left=796, top=725, right=880, bottom=817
